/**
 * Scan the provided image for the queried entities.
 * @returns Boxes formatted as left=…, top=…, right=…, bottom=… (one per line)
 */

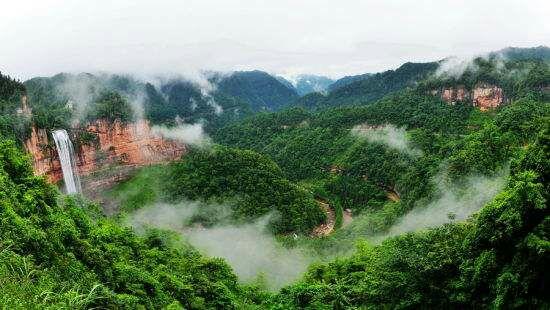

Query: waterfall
left=52, top=129, right=82, bottom=194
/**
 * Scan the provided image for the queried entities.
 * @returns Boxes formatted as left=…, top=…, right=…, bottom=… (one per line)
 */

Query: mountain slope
left=294, top=61, right=439, bottom=108
left=286, top=74, right=334, bottom=96
left=215, top=70, right=299, bottom=111
left=328, top=73, right=372, bottom=92
left=493, top=45, right=550, bottom=61
left=23, top=73, right=252, bottom=132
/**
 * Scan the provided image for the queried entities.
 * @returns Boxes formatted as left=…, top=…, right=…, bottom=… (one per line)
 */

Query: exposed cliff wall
left=472, top=83, right=505, bottom=111
left=24, top=126, right=63, bottom=182
left=25, top=119, right=186, bottom=183
left=440, top=85, right=469, bottom=104
left=434, top=83, right=506, bottom=110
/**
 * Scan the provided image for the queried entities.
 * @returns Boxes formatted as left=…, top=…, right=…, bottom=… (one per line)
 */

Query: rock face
left=440, top=85, right=469, bottom=104
left=472, top=83, right=505, bottom=111
left=25, top=126, right=63, bottom=182
left=435, top=83, right=505, bottom=111
left=25, top=119, right=186, bottom=183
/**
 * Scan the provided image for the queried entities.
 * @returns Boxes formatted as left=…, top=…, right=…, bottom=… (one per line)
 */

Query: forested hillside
left=214, top=70, right=299, bottom=111
left=0, top=73, right=264, bottom=308
left=0, top=72, right=30, bottom=142
left=280, top=74, right=334, bottom=96
left=294, top=61, right=439, bottom=108
left=328, top=72, right=372, bottom=92
left=0, top=46, right=548, bottom=308
left=24, top=73, right=252, bottom=133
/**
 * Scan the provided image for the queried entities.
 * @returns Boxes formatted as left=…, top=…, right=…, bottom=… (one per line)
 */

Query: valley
left=0, top=45, right=548, bottom=308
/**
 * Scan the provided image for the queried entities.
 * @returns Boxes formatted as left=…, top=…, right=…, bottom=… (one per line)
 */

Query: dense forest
left=0, top=46, right=548, bottom=308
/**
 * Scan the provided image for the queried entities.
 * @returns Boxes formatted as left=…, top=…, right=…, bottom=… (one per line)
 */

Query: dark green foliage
left=146, top=80, right=252, bottom=131
left=495, top=46, right=550, bottom=61
left=0, top=71, right=25, bottom=101
left=3, top=47, right=548, bottom=308
left=325, top=175, right=386, bottom=213
left=86, top=91, right=135, bottom=123
left=25, top=74, right=79, bottom=130
left=291, top=92, right=327, bottom=109
left=215, top=70, right=299, bottom=111
left=295, top=61, right=438, bottom=108
left=495, top=99, right=550, bottom=142
left=0, top=72, right=31, bottom=142
left=328, top=72, right=372, bottom=92
left=215, top=92, right=472, bottom=219
left=166, top=146, right=326, bottom=233
left=23, top=73, right=253, bottom=134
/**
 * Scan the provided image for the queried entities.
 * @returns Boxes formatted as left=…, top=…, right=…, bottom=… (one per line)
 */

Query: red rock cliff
left=472, top=83, right=505, bottom=111
left=440, top=85, right=469, bottom=104
left=435, top=83, right=506, bottom=111
left=25, top=119, right=186, bottom=183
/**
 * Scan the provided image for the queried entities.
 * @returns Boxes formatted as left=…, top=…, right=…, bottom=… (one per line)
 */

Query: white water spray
left=52, top=129, right=82, bottom=194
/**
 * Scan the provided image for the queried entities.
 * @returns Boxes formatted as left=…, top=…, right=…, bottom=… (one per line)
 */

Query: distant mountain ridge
left=328, top=73, right=372, bottom=92
left=277, top=74, right=334, bottom=96
left=214, top=70, right=299, bottom=111
left=292, top=61, right=439, bottom=108
left=493, top=45, right=550, bottom=61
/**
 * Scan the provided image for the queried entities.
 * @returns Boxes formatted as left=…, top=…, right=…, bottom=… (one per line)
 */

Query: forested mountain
left=0, top=72, right=29, bottom=142
left=23, top=73, right=252, bottom=132
left=328, top=72, right=372, bottom=91
left=493, top=45, right=550, bottom=61
left=213, top=70, right=299, bottom=111
left=0, top=46, right=548, bottom=308
left=213, top=87, right=549, bottom=308
left=294, top=61, right=439, bottom=108
left=281, top=74, right=334, bottom=95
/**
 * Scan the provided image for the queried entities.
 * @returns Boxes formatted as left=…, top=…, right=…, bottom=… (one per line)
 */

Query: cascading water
left=52, top=129, right=82, bottom=194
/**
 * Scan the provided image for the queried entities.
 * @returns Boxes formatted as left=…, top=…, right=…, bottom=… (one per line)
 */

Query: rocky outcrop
left=472, top=83, right=505, bottom=111
left=25, top=119, right=186, bottom=183
left=24, top=127, right=63, bottom=182
left=440, top=85, right=469, bottom=104
left=434, top=83, right=506, bottom=111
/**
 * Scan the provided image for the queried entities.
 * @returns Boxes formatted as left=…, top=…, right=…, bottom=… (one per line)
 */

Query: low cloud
left=126, top=202, right=313, bottom=290
left=380, top=167, right=508, bottom=240
left=185, top=219, right=312, bottom=289
left=435, top=55, right=480, bottom=78
left=434, top=51, right=511, bottom=79
left=352, top=124, right=421, bottom=156
left=55, top=73, right=147, bottom=124
left=151, top=123, right=211, bottom=146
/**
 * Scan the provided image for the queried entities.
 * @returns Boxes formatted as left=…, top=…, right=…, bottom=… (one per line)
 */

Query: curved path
left=311, top=199, right=335, bottom=236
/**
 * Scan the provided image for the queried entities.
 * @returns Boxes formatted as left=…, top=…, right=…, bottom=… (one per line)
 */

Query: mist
left=54, top=73, right=147, bottom=124
left=151, top=123, right=211, bottom=147
left=380, top=167, right=509, bottom=240
left=434, top=50, right=515, bottom=79
left=352, top=124, right=422, bottom=156
left=126, top=202, right=313, bottom=290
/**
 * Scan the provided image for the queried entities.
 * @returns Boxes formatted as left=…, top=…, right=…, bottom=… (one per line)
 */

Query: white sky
left=1, top=0, right=549, bottom=80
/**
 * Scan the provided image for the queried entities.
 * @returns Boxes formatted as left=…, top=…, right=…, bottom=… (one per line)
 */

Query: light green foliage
left=273, top=127, right=549, bottom=308
left=0, top=139, right=265, bottom=308
left=108, top=165, right=168, bottom=212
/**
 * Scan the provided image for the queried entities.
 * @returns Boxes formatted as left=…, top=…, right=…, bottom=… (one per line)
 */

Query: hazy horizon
left=2, top=0, right=549, bottom=80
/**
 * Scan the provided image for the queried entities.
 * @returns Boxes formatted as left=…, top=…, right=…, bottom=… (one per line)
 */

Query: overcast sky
left=1, top=0, right=549, bottom=80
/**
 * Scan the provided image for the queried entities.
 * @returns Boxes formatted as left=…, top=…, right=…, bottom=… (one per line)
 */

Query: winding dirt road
left=311, top=199, right=335, bottom=236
